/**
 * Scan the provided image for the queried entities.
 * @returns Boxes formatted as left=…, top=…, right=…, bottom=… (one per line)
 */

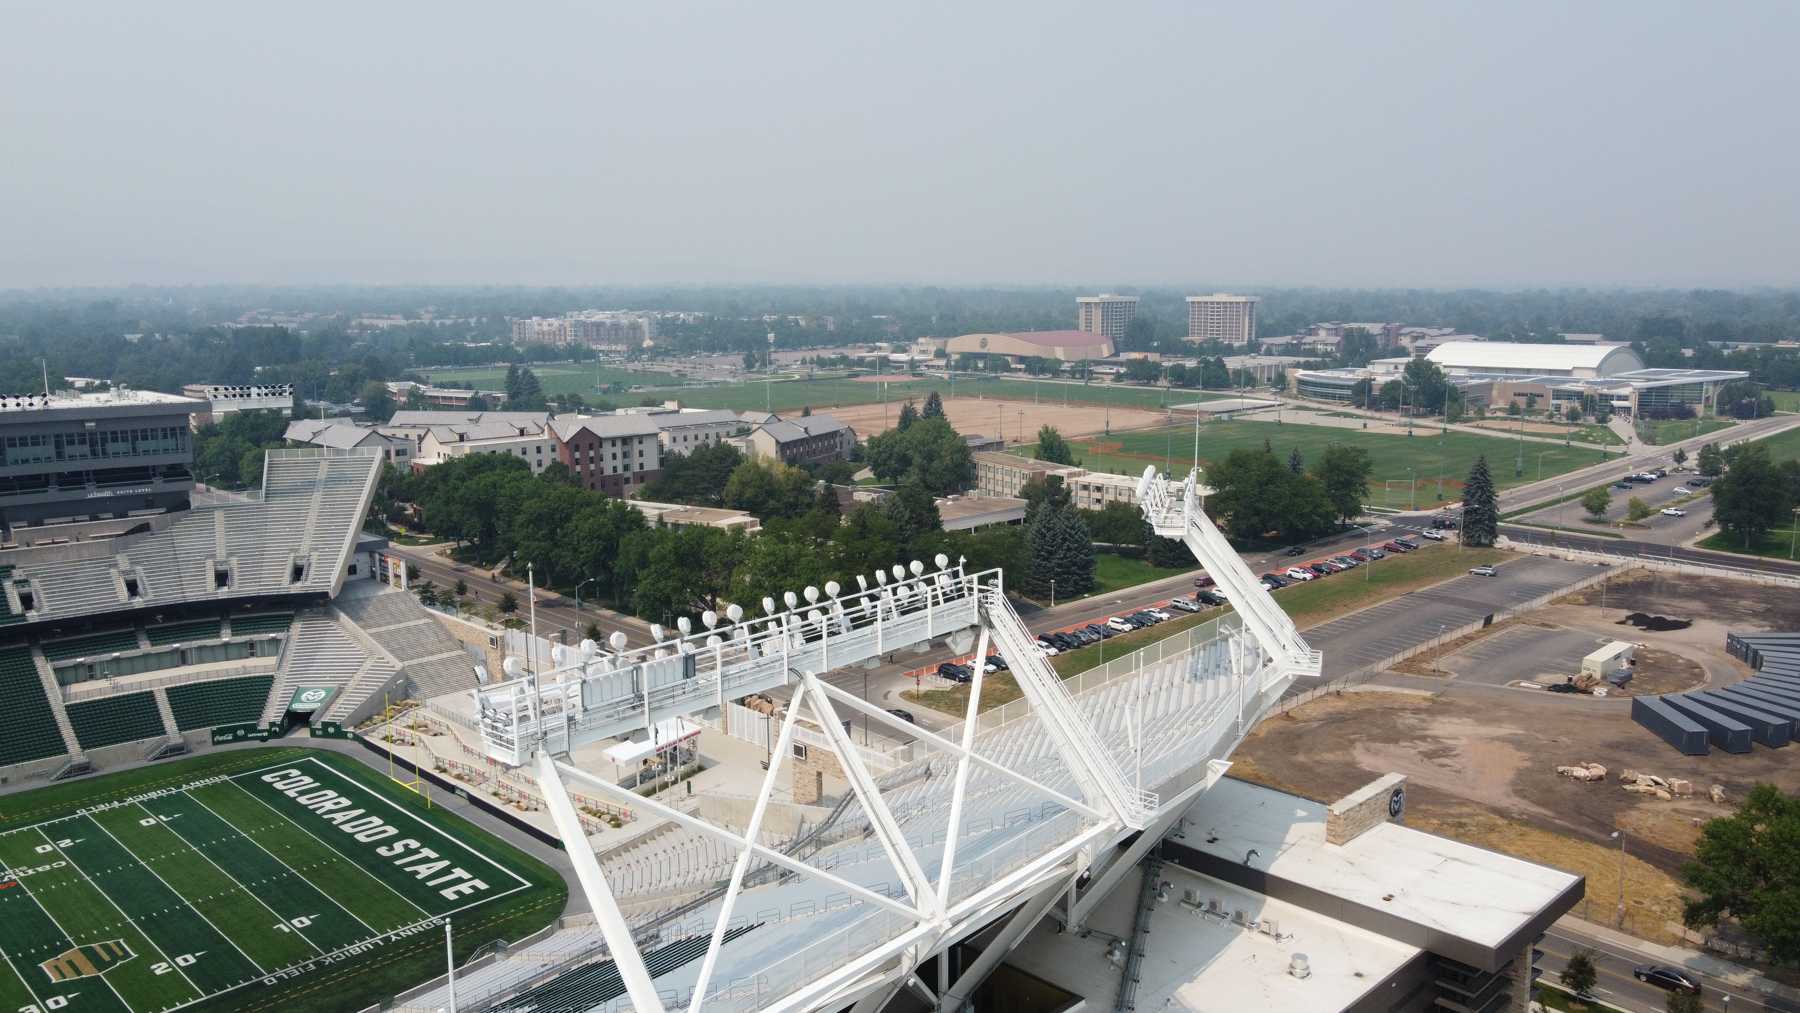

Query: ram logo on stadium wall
left=42, top=939, right=135, bottom=982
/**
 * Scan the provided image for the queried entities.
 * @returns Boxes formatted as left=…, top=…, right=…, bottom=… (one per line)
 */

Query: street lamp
left=1050, top=578, right=1057, bottom=609
left=575, top=577, right=597, bottom=612
left=1611, top=830, right=1626, bottom=928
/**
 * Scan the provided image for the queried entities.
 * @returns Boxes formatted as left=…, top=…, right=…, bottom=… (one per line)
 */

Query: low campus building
left=284, top=419, right=412, bottom=465
left=944, top=329, right=1115, bottom=363
left=550, top=414, right=663, bottom=495
left=742, top=414, right=856, bottom=468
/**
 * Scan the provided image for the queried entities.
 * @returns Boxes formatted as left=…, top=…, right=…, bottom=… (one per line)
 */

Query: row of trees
left=1203, top=443, right=1374, bottom=544
left=1710, top=441, right=1800, bottom=548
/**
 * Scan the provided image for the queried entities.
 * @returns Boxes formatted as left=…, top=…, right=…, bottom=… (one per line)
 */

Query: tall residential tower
left=1076, top=294, right=1138, bottom=340
left=1186, top=293, right=1260, bottom=344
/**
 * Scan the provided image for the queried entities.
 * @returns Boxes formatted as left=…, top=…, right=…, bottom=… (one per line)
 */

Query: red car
left=1382, top=540, right=1411, bottom=553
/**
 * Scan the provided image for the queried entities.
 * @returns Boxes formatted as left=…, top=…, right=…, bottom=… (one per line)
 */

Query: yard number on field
left=151, top=953, right=202, bottom=975
left=20, top=995, right=78, bottom=1012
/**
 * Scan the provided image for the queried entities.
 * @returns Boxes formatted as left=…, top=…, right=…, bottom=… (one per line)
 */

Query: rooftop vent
left=1289, top=954, right=1311, bottom=980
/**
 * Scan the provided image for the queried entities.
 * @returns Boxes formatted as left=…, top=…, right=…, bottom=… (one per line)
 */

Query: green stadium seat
left=146, top=617, right=225, bottom=646
left=0, top=565, right=21, bottom=626
left=41, top=628, right=141, bottom=662
left=65, top=691, right=165, bottom=750
left=230, top=612, right=295, bottom=636
left=0, top=645, right=69, bottom=767
left=165, top=675, right=275, bottom=731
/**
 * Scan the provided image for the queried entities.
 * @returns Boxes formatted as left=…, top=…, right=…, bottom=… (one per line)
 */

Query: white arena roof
left=1425, top=341, right=1644, bottom=375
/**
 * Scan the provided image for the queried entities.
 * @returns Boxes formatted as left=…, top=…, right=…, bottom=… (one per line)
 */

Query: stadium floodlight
left=804, top=586, right=820, bottom=604
left=762, top=596, right=777, bottom=616
left=725, top=603, right=744, bottom=623
left=608, top=631, right=628, bottom=653
left=910, top=560, right=925, bottom=577
left=824, top=580, right=840, bottom=598
left=783, top=591, right=799, bottom=610
left=935, top=553, right=949, bottom=569
left=702, top=610, right=719, bottom=629
left=706, top=634, right=723, bottom=649
left=856, top=575, right=869, bottom=592
left=891, top=564, right=905, bottom=581
left=676, top=616, right=692, bottom=636
left=875, top=570, right=888, bottom=586
left=650, top=623, right=667, bottom=644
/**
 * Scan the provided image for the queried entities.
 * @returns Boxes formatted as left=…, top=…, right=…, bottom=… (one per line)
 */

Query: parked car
left=1365, top=547, right=1387, bottom=559
left=1306, top=563, right=1332, bottom=576
left=987, top=655, right=1010, bottom=671
left=1168, top=597, right=1200, bottom=613
left=1394, top=536, right=1420, bottom=549
left=1672, top=486, right=1691, bottom=495
left=1148, top=608, right=1174, bottom=621
left=1632, top=965, right=1700, bottom=994
left=937, top=663, right=971, bottom=682
left=1612, top=481, right=1634, bottom=490
left=888, top=708, right=916, bottom=724
left=1661, top=507, right=1687, bottom=517
left=1034, top=639, right=1059, bottom=656
left=1284, top=567, right=1316, bottom=581
left=1197, top=590, right=1229, bottom=607
left=1351, top=548, right=1377, bottom=561
left=1331, top=556, right=1360, bottom=569
left=1420, top=529, right=1446, bottom=541
left=1194, top=575, right=1215, bottom=588
left=1431, top=515, right=1459, bottom=529
left=1468, top=565, right=1497, bottom=577
left=1259, top=577, right=1281, bottom=591
left=1107, top=616, right=1134, bottom=633
left=1085, top=624, right=1113, bottom=639
left=1382, top=541, right=1410, bottom=553
left=1284, top=545, right=1307, bottom=556
left=1261, top=573, right=1289, bottom=588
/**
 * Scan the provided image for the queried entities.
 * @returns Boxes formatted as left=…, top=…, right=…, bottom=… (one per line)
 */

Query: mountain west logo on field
left=42, top=939, right=135, bottom=982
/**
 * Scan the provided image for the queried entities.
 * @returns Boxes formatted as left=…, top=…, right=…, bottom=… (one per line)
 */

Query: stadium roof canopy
left=1426, top=341, right=1644, bottom=375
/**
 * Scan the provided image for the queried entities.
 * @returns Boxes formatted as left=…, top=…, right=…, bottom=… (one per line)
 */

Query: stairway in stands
left=261, top=610, right=368, bottom=724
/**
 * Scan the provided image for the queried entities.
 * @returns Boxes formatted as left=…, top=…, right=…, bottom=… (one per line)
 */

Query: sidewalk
left=1556, top=913, right=1800, bottom=1005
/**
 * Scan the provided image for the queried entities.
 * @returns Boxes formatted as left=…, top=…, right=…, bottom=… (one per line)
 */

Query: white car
left=1148, top=608, right=1175, bottom=621
left=1284, top=566, right=1316, bottom=582
left=1420, top=529, right=1446, bottom=541
left=1106, top=616, right=1134, bottom=633
left=1034, top=639, right=1059, bottom=656
left=1672, top=486, right=1691, bottom=495
left=1661, top=507, right=1687, bottom=517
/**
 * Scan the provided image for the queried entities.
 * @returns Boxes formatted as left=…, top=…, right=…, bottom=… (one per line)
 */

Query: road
left=1541, top=922, right=1800, bottom=1012
left=1500, top=525, right=1800, bottom=580
left=385, top=540, right=653, bottom=645
left=1515, top=472, right=1715, bottom=546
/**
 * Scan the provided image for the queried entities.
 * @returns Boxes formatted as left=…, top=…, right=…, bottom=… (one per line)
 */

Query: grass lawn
left=903, top=544, right=1509, bottom=714
left=1699, top=524, right=1800, bottom=560
left=1636, top=415, right=1735, bottom=445
left=1093, top=553, right=1189, bottom=596
left=1045, top=420, right=1614, bottom=511
left=414, top=362, right=691, bottom=396
left=1757, top=424, right=1800, bottom=463
left=0, top=748, right=565, bottom=1013
left=662, top=375, right=1237, bottom=414
left=1771, top=389, right=1800, bottom=413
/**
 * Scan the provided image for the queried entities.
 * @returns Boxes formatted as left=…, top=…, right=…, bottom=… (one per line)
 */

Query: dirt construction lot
left=830, top=394, right=1170, bottom=442
left=1233, top=571, right=1800, bottom=944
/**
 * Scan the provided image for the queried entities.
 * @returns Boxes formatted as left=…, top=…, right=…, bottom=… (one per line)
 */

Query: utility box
left=1583, top=641, right=1635, bottom=681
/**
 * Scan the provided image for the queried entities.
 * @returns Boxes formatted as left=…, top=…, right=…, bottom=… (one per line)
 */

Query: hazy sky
left=5, top=2, right=1797, bottom=289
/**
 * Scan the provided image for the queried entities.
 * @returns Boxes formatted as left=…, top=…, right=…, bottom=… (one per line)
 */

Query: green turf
left=1635, top=416, right=1735, bottom=445
left=1091, top=553, right=1190, bottom=596
left=1756, top=424, right=1800, bottom=464
left=0, top=749, right=563, bottom=1013
left=1047, top=419, right=1614, bottom=511
left=414, top=363, right=689, bottom=396
left=649, top=375, right=1235, bottom=414
left=1771, top=390, right=1800, bottom=413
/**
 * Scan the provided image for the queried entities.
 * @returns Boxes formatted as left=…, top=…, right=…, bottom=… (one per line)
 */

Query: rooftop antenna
left=40, top=358, right=49, bottom=398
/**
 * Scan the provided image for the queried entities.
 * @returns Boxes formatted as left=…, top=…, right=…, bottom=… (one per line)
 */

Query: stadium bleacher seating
left=0, top=645, right=68, bottom=767
left=0, top=565, right=22, bottom=626
left=146, top=617, right=225, bottom=646
left=230, top=612, right=295, bottom=636
left=165, top=674, right=275, bottom=731
left=65, top=690, right=165, bottom=751
left=41, top=628, right=141, bottom=663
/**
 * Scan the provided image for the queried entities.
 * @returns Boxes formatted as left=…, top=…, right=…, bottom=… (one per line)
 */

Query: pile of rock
left=1555, top=762, right=1608, bottom=782
left=1617, top=769, right=1698, bottom=801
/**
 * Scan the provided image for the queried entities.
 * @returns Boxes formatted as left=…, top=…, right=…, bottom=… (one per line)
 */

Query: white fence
left=1501, top=537, right=1800, bottom=589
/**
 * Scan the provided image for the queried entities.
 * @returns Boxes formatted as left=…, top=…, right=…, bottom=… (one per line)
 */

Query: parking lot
left=1438, top=624, right=1611, bottom=687
left=1517, top=470, right=1710, bottom=534
left=1298, top=555, right=1603, bottom=682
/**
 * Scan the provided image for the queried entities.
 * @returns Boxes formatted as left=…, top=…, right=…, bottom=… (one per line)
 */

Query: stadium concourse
left=0, top=447, right=483, bottom=786
left=385, top=469, right=1581, bottom=1013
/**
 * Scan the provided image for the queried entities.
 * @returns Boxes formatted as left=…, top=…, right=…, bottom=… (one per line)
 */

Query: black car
left=1055, top=632, right=1082, bottom=649
left=1394, top=537, right=1420, bottom=549
left=1308, top=563, right=1333, bottom=576
left=1261, top=573, right=1290, bottom=587
left=1198, top=590, right=1228, bottom=607
left=1086, top=624, right=1113, bottom=639
left=1632, top=965, right=1700, bottom=994
left=936, top=662, right=971, bottom=682
left=987, top=654, right=1010, bottom=671
left=1284, top=545, right=1306, bottom=556
left=887, top=708, right=916, bottom=724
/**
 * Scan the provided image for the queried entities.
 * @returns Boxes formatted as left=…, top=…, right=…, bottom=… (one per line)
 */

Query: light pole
left=1611, top=830, right=1626, bottom=928
left=575, top=576, right=596, bottom=612
left=1537, top=450, right=1550, bottom=483
left=1408, top=467, right=1416, bottom=512
left=1050, top=578, right=1057, bottom=609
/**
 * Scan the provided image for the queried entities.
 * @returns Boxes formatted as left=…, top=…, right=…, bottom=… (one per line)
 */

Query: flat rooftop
left=1181, top=778, right=1581, bottom=956
left=1010, top=862, right=1418, bottom=1013
left=0, top=388, right=202, bottom=414
left=935, top=494, right=1026, bottom=530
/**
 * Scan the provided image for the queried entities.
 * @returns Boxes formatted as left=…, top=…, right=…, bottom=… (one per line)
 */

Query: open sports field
left=0, top=750, right=562, bottom=1013
left=830, top=393, right=1168, bottom=442
left=414, top=363, right=688, bottom=396
left=1057, top=419, right=1614, bottom=511
left=661, top=375, right=1232, bottom=414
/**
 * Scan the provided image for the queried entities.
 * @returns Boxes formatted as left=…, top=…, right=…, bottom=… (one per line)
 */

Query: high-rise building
left=1076, top=294, right=1138, bottom=340
left=1185, top=293, right=1260, bottom=344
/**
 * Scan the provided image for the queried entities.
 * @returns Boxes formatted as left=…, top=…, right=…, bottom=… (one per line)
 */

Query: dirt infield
left=853, top=373, right=917, bottom=383
left=830, top=395, right=1170, bottom=442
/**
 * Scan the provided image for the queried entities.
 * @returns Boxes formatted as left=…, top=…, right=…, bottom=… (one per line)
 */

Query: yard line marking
left=181, top=788, right=381, bottom=939
left=77, top=813, right=268, bottom=977
left=133, top=798, right=328, bottom=959
left=1, top=840, right=137, bottom=1011
left=218, top=778, right=431, bottom=922
left=32, top=825, right=208, bottom=998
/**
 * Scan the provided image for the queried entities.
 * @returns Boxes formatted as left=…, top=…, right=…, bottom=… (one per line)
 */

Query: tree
left=1287, top=447, right=1305, bottom=475
left=1311, top=445, right=1373, bottom=524
left=504, top=363, right=546, bottom=410
left=1019, top=474, right=1072, bottom=524
left=800, top=404, right=812, bottom=417
left=1462, top=456, right=1498, bottom=547
left=864, top=417, right=975, bottom=494
left=1402, top=358, right=1450, bottom=414
left=1206, top=446, right=1333, bottom=543
left=1025, top=504, right=1095, bottom=600
left=1378, top=380, right=1406, bottom=410
left=1626, top=496, right=1655, bottom=522
left=922, top=391, right=945, bottom=419
left=882, top=481, right=942, bottom=546
left=498, top=591, right=519, bottom=613
left=1123, top=358, right=1163, bottom=385
left=1673, top=447, right=1688, bottom=467
left=454, top=578, right=468, bottom=598
left=1082, top=501, right=1146, bottom=546
left=896, top=400, right=919, bottom=431
left=585, top=622, right=603, bottom=642
left=1683, top=784, right=1800, bottom=965
left=1036, top=425, right=1079, bottom=466
left=359, top=380, right=396, bottom=423
left=1713, top=442, right=1793, bottom=547
left=640, top=441, right=744, bottom=506
left=1562, top=949, right=1598, bottom=998
left=1665, top=989, right=1703, bottom=1013
left=1581, top=487, right=1612, bottom=520
left=1697, top=442, right=1725, bottom=477
left=723, top=459, right=816, bottom=520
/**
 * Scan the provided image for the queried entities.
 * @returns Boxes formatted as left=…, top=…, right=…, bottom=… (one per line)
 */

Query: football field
left=0, top=754, right=554, bottom=1013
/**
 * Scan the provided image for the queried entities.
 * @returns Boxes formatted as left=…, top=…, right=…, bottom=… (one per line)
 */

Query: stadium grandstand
left=0, top=445, right=482, bottom=785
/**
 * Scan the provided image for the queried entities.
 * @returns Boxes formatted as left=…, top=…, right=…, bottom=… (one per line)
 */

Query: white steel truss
left=465, top=529, right=1317, bottom=1012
